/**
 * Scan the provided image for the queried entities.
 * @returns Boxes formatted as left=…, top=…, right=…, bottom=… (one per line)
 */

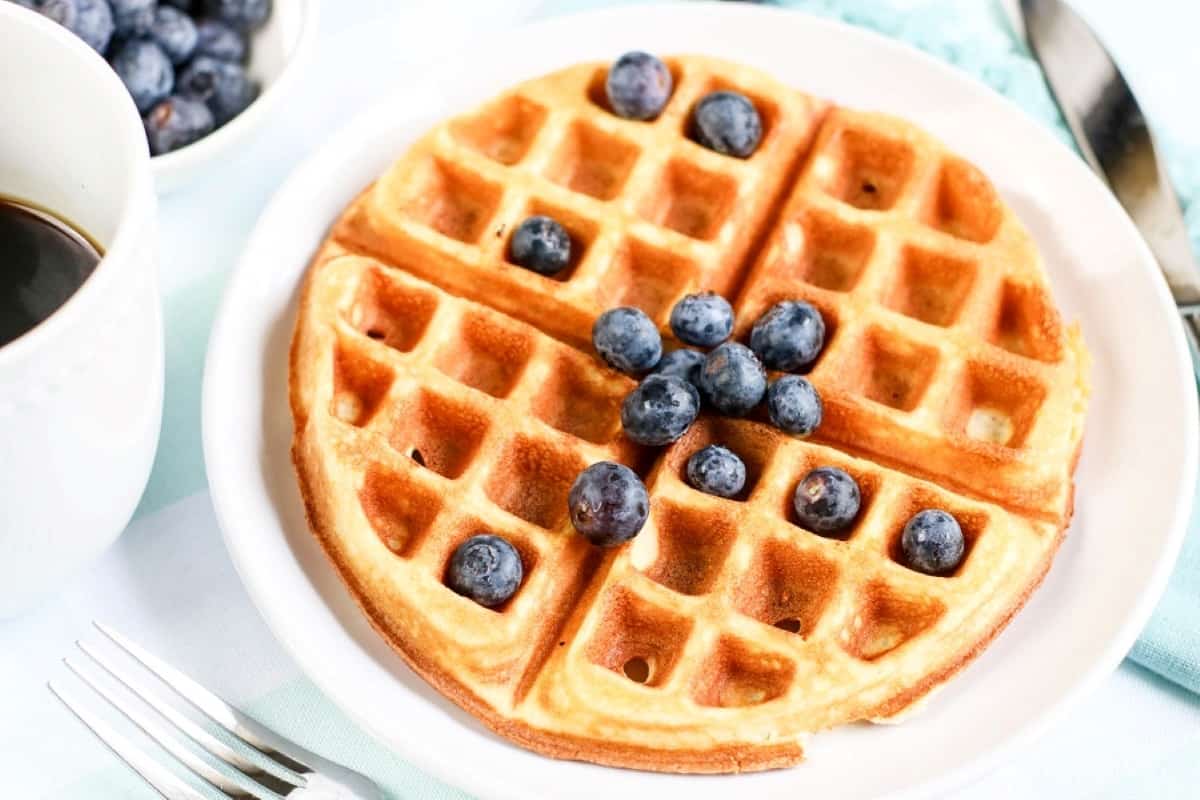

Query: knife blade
left=1019, top=0, right=1200, bottom=354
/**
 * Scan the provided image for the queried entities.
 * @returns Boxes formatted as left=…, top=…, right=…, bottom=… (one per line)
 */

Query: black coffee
left=0, top=198, right=101, bottom=348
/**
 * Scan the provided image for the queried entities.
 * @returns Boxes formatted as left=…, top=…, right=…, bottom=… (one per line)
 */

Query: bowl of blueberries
left=8, top=0, right=319, bottom=191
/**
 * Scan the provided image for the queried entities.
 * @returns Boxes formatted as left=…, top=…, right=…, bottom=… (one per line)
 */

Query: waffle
left=291, top=55, right=1090, bottom=773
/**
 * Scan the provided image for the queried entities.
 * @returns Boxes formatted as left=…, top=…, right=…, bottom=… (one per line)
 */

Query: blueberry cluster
left=13, top=0, right=268, bottom=155
left=591, top=294, right=828, bottom=451
left=604, top=50, right=764, bottom=159
left=574, top=292, right=832, bottom=518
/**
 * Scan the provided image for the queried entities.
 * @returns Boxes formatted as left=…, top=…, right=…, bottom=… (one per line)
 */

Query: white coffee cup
left=0, top=5, right=162, bottom=616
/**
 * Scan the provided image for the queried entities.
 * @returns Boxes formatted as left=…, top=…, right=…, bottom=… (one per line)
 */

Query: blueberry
left=10, top=0, right=37, bottom=7
left=669, top=291, right=733, bottom=348
left=160, top=0, right=194, bottom=9
left=697, top=342, right=766, bottom=416
left=194, top=17, right=247, bottom=63
left=508, top=215, right=571, bottom=276
left=651, top=348, right=704, bottom=387
left=144, top=94, right=213, bottom=155
left=767, top=375, right=822, bottom=437
left=445, top=534, right=523, bottom=608
left=793, top=467, right=861, bottom=534
left=40, top=0, right=114, bottom=54
left=605, top=51, right=672, bottom=121
left=110, top=39, right=174, bottom=115
left=149, top=6, right=197, bottom=64
left=568, top=462, right=649, bottom=547
left=686, top=445, right=746, bottom=499
left=690, top=91, right=762, bottom=158
left=750, top=300, right=826, bottom=372
left=621, top=374, right=699, bottom=446
left=110, top=0, right=155, bottom=37
left=202, top=0, right=269, bottom=31
left=592, top=307, right=661, bottom=375
left=178, top=55, right=259, bottom=125
left=901, top=510, right=965, bottom=575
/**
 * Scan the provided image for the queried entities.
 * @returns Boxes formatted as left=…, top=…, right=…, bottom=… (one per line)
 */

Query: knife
left=1019, top=0, right=1200, bottom=359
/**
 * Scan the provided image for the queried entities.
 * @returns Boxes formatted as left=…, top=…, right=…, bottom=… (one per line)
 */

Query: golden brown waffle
left=291, top=55, right=1090, bottom=773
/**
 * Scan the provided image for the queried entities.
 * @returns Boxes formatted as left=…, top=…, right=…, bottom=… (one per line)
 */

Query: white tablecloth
left=4, top=1, right=1199, bottom=797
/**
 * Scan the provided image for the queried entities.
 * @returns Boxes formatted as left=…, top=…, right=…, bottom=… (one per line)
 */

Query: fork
left=48, top=622, right=385, bottom=800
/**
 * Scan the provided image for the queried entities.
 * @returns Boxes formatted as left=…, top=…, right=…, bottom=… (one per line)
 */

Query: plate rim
left=202, top=4, right=1199, bottom=798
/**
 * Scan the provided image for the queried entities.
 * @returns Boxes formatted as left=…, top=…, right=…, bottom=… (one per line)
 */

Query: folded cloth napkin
left=551, top=0, right=1200, bottom=696
left=1132, top=509, right=1200, bottom=694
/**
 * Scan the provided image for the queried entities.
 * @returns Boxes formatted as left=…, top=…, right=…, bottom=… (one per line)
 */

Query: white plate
left=202, top=5, right=1198, bottom=798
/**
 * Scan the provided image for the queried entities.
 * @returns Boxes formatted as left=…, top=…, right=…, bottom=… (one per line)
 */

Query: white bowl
left=151, top=0, right=319, bottom=193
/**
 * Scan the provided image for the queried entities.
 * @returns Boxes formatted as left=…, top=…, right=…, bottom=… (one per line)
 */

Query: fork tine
left=65, top=656, right=285, bottom=800
left=49, top=681, right=213, bottom=800
left=76, top=639, right=304, bottom=790
left=94, top=621, right=318, bottom=778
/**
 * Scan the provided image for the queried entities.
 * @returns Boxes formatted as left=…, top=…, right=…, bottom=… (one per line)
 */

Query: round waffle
left=291, top=55, right=1090, bottom=773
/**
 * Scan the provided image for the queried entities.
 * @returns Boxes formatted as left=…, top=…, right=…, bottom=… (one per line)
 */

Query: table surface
left=3, top=1, right=1199, bottom=798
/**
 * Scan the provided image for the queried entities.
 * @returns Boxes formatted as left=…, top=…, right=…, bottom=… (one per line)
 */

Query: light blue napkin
left=1132, top=516, right=1200, bottom=694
